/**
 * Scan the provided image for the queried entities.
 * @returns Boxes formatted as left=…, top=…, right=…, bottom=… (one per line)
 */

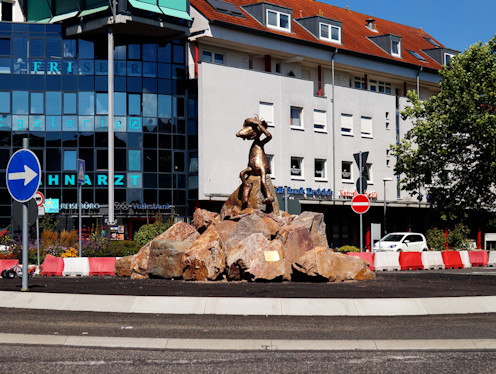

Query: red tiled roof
left=191, top=0, right=445, bottom=70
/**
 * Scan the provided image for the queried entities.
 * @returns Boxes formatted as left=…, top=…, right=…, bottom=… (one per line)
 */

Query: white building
left=188, top=0, right=457, bottom=248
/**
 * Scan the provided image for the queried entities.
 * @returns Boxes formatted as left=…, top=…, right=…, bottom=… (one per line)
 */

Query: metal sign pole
left=78, top=181, right=82, bottom=257
left=359, top=151, right=363, bottom=253
left=21, top=138, right=29, bottom=291
left=36, top=217, right=40, bottom=269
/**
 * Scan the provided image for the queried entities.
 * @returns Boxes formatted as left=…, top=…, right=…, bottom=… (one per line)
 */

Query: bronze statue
left=236, top=116, right=275, bottom=205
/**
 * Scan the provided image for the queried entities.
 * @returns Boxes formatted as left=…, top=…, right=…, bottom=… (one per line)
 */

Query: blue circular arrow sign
left=6, top=149, right=41, bottom=202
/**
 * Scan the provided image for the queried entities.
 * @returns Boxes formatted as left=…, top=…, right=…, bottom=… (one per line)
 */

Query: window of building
left=290, top=106, right=303, bottom=129
left=259, top=102, right=274, bottom=127
left=320, top=23, right=341, bottom=43
left=369, top=80, right=391, bottom=94
left=63, top=150, right=77, bottom=171
left=391, top=40, right=401, bottom=57
left=407, top=49, right=427, bottom=62
left=1, top=1, right=13, bottom=22
left=364, top=163, right=373, bottom=183
left=266, top=154, right=274, bottom=178
left=444, top=53, right=454, bottom=65
left=354, top=76, right=365, bottom=89
left=361, top=116, right=373, bottom=137
left=341, top=113, right=353, bottom=135
left=341, top=161, right=352, bottom=181
left=290, top=157, right=303, bottom=179
left=0, top=92, right=10, bottom=113
left=266, top=9, right=291, bottom=32
left=313, top=109, right=326, bottom=132
left=314, top=159, right=326, bottom=180
left=0, top=38, right=10, bottom=56
left=30, top=93, right=44, bottom=114
left=202, top=50, right=224, bottom=64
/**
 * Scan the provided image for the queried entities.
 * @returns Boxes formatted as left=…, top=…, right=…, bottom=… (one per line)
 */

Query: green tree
left=133, top=213, right=173, bottom=246
left=392, top=35, right=496, bottom=223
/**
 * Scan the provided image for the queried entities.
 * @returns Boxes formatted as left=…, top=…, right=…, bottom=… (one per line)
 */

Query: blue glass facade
left=0, top=22, right=198, bottom=232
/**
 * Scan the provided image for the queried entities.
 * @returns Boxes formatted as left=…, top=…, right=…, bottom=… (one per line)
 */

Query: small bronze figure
left=236, top=116, right=275, bottom=205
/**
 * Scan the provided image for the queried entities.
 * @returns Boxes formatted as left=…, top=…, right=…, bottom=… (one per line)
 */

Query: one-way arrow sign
left=6, top=149, right=41, bottom=202
left=8, top=164, right=38, bottom=186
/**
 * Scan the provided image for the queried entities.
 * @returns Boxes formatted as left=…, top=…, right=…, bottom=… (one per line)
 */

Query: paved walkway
left=1, top=291, right=495, bottom=316
left=1, top=333, right=495, bottom=351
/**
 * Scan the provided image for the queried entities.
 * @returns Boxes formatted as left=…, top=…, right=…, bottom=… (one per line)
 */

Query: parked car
left=374, top=232, right=428, bottom=252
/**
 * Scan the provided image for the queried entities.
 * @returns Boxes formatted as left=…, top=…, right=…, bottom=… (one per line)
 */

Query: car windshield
left=380, top=234, right=405, bottom=242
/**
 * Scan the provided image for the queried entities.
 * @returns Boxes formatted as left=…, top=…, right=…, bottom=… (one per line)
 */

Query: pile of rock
left=115, top=208, right=375, bottom=283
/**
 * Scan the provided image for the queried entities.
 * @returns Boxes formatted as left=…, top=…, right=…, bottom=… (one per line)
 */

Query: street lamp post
left=383, top=177, right=393, bottom=236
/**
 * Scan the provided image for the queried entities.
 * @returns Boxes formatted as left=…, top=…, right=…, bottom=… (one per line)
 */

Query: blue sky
left=321, top=0, right=496, bottom=52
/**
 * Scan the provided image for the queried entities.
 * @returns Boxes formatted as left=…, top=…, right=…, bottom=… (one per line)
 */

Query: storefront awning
left=50, top=10, right=80, bottom=23
left=128, top=0, right=192, bottom=21
left=78, top=5, right=110, bottom=18
left=158, top=6, right=191, bottom=21
left=128, top=0, right=162, bottom=14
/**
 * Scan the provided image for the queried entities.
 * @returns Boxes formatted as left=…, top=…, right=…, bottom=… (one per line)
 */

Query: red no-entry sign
left=351, top=194, right=370, bottom=214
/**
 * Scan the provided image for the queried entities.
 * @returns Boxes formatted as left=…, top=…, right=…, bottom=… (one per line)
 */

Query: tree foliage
left=133, top=213, right=173, bottom=246
left=392, top=35, right=496, bottom=223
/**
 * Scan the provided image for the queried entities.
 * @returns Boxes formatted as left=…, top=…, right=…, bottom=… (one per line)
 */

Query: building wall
left=197, top=61, right=417, bottom=203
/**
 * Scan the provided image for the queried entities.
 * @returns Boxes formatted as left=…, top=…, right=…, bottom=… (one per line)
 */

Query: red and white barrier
left=488, top=251, right=496, bottom=267
left=0, top=259, right=19, bottom=273
left=88, top=257, right=117, bottom=276
left=468, top=251, right=488, bottom=267
left=441, top=251, right=464, bottom=269
left=373, top=252, right=401, bottom=271
left=399, top=252, right=423, bottom=270
left=62, top=257, right=90, bottom=276
left=458, top=251, right=472, bottom=269
left=421, top=251, right=445, bottom=270
left=41, top=255, right=64, bottom=276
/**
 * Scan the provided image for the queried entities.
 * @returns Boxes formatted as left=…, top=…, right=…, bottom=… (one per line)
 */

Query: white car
left=374, top=232, right=428, bottom=252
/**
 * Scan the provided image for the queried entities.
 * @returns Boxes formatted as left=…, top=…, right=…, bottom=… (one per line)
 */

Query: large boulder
left=130, top=242, right=152, bottom=279
left=221, top=175, right=280, bottom=218
left=192, top=209, right=220, bottom=233
left=227, top=233, right=285, bottom=281
left=114, top=255, right=133, bottom=277
left=214, top=220, right=238, bottom=246
left=292, top=211, right=328, bottom=248
left=292, top=247, right=376, bottom=282
left=147, top=239, right=194, bottom=278
left=276, top=225, right=315, bottom=280
left=225, top=214, right=271, bottom=252
left=182, top=225, right=226, bottom=281
left=156, top=221, right=200, bottom=243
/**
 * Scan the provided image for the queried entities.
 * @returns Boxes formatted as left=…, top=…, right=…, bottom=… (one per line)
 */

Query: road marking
left=0, top=334, right=495, bottom=351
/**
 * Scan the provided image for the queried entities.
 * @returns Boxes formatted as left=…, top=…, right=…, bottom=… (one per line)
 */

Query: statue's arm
left=258, top=121, right=272, bottom=145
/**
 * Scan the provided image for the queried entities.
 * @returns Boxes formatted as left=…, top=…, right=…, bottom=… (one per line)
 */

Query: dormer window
left=320, top=23, right=341, bottom=43
left=267, top=9, right=291, bottom=32
left=391, top=40, right=401, bottom=57
left=444, top=53, right=454, bottom=64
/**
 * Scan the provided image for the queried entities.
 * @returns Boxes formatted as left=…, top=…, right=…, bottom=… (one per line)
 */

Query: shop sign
left=59, top=202, right=101, bottom=210
left=275, top=187, right=333, bottom=199
left=339, top=189, right=378, bottom=200
left=44, top=198, right=60, bottom=213
left=114, top=202, right=173, bottom=211
left=41, top=173, right=142, bottom=188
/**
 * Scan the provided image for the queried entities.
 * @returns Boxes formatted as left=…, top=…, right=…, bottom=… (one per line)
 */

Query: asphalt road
left=0, top=346, right=494, bottom=374
left=1, top=268, right=496, bottom=298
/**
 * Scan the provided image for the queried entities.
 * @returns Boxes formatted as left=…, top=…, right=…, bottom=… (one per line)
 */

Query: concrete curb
left=0, top=291, right=495, bottom=316
left=1, top=333, right=495, bottom=351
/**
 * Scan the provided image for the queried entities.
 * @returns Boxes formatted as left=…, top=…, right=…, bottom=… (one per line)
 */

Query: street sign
left=351, top=194, right=370, bottom=214
left=77, top=158, right=85, bottom=183
left=6, top=149, right=41, bottom=202
left=34, top=191, right=45, bottom=207
left=353, top=151, right=369, bottom=168
left=13, top=199, right=38, bottom=228
left=356, top=176, right=368, bottom=194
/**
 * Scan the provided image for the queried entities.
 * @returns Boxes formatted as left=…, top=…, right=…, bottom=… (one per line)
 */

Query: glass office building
left=0, top=22, right=198, bottom=237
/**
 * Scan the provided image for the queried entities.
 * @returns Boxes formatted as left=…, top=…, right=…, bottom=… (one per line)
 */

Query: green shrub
left=337, top=245, right=360, bottom=253
left=426, top=227, right=446, bottom=251
left=133, top=218, right=173, bottom=246
left=448, top=224, right=471, bottom=250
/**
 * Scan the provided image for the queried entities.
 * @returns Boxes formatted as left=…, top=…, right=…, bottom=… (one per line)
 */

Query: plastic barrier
left=373, top=252, right=401, bottom=271
left=458, top=251, right=472, bottom=269
left=421, top=251, right=445, bottom=270
left=0, top=259, right=19, bottom=273
left=62, top=257, right=90, bottom=276
left=399, top=252, right=423, bottom=270
left=468, top=251, right=488, bottom=267
left=88, top=257, right=117, bottom=276
left=346, top=252, right=375, bottom=271
left=41, top=255, right=64, bottom=276
left=488, top=251, right=496, bottom=267
left=441, top=251, right=464, bottom=269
